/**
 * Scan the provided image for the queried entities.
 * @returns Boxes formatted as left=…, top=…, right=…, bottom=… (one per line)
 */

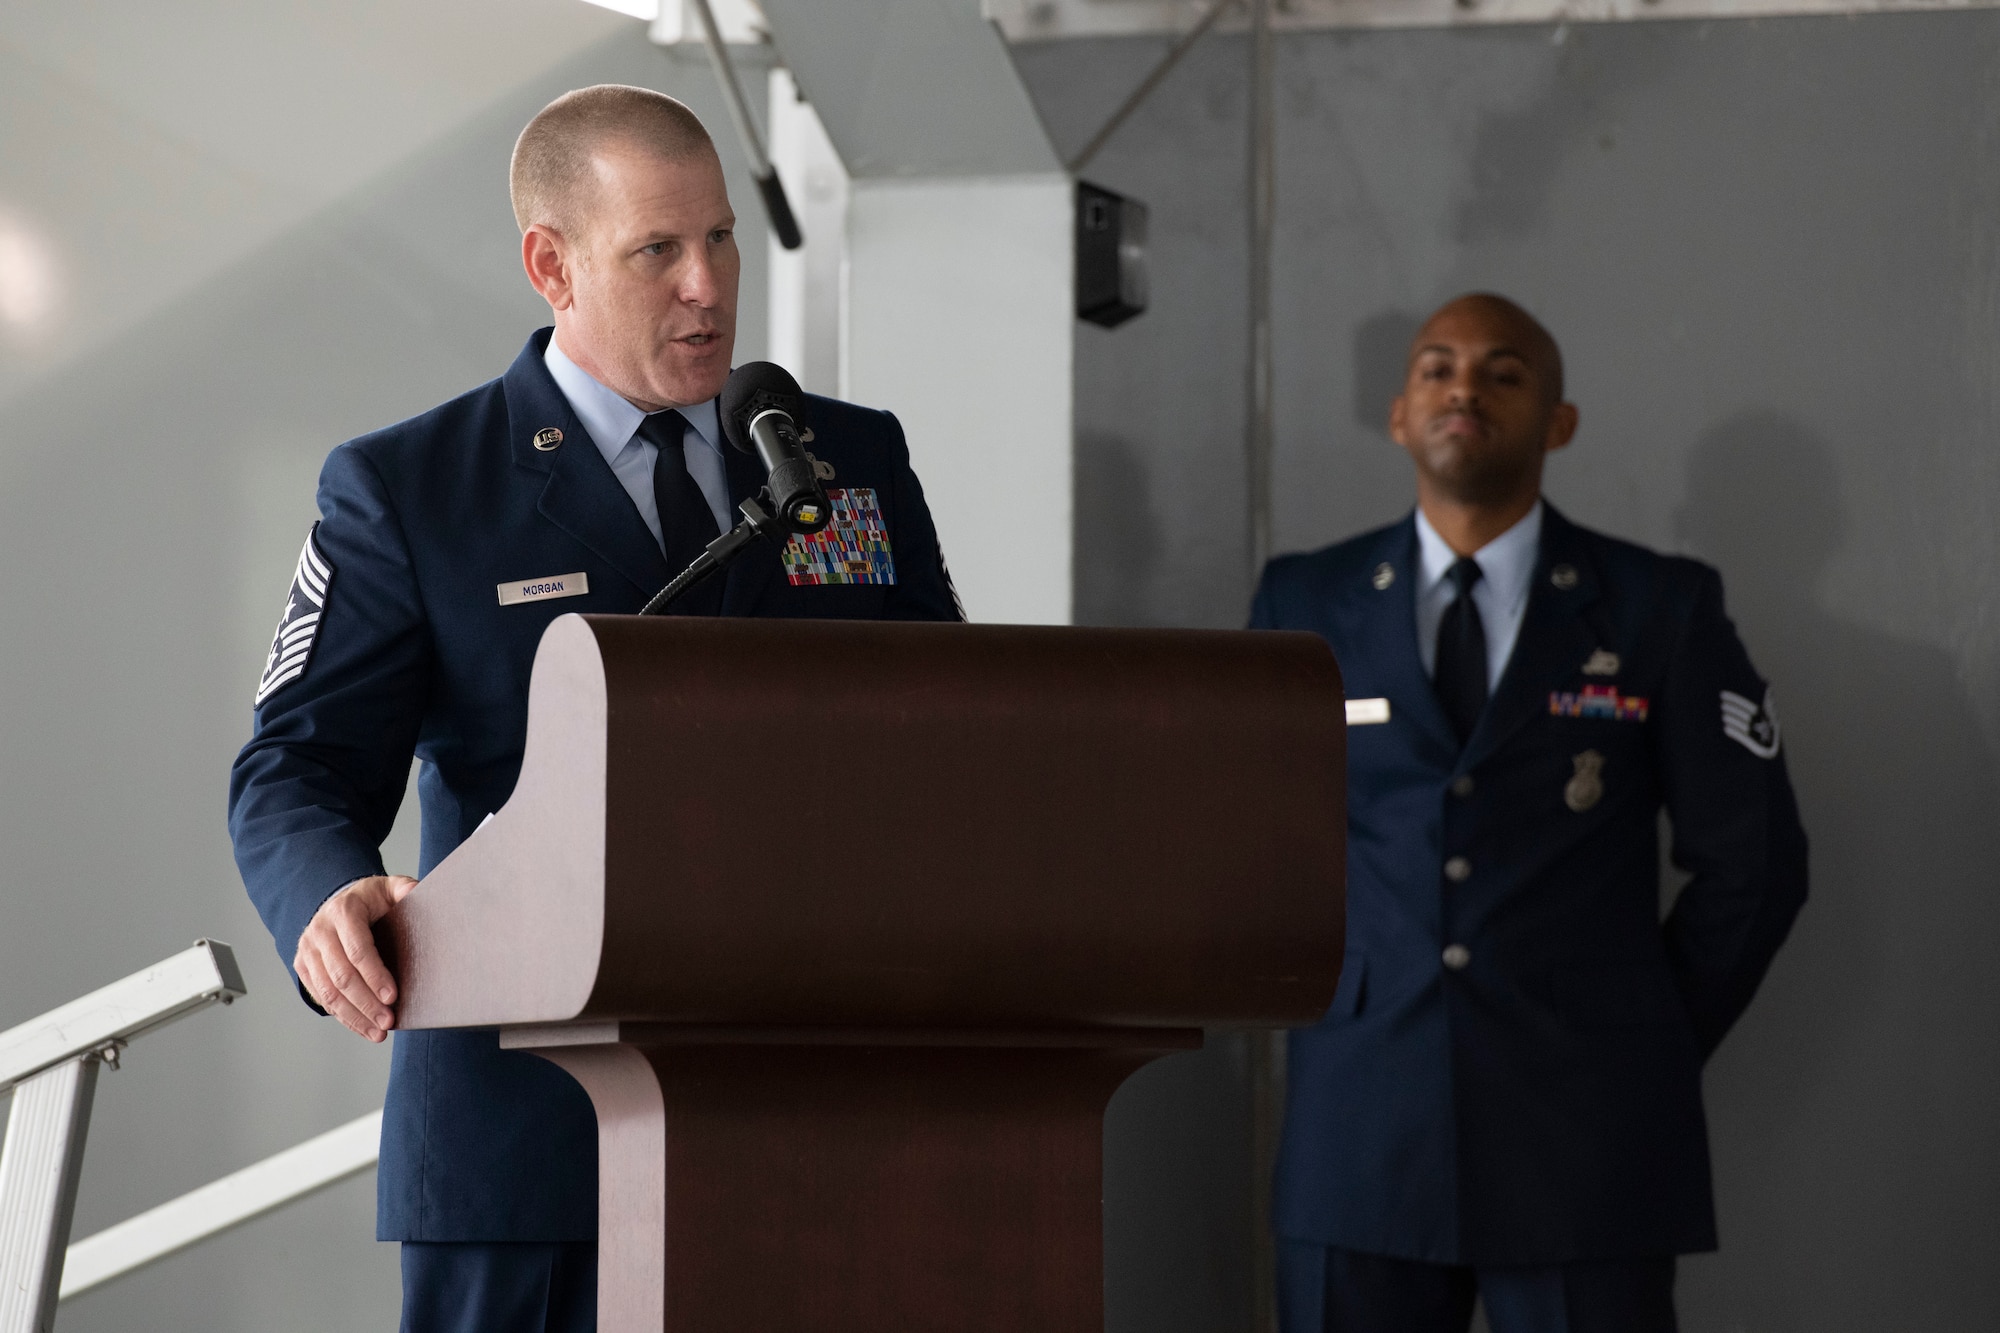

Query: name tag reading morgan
left=498, top=572, right=589, bottom=606
left=1346, top=697, right=1391, bottom=725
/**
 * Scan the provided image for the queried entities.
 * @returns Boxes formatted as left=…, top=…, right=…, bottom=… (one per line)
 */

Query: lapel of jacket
left=1460, top=503, right=1604, bottom=770
left=502, top=330, right=672, bottom=600
left=719, top=433, right=785, bottom=615
left=1339, top=516, right=1460, bottom=760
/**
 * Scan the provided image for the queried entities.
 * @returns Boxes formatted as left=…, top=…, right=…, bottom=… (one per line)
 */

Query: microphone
left=720, top=362, right=830, bottom=534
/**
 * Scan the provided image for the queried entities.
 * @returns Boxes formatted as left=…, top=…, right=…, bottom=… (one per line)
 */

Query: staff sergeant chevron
left=255, top=524, right=335, bottom=708
left=1720, top=686, right=1781, bottom=759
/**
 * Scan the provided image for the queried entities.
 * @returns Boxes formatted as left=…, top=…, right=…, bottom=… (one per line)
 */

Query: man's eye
left=710, top=228, right=732, bottom=244
left=641, top=243, right=666, bottom=256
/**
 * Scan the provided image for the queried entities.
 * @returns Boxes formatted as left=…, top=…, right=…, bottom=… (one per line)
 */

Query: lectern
left=382, top=614, right=1345, bottom=1332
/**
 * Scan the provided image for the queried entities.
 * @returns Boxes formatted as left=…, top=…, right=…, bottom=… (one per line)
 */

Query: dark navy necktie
left=1434, top=556, right=1488, bottom=744
left=638, top=410, right=724, bottom=614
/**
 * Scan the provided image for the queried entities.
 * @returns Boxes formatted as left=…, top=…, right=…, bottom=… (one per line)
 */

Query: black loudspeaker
left=1076, top=181, right=1149, bottom=329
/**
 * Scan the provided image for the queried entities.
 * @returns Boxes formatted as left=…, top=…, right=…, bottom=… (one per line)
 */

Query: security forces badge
left=1565, top=749, right=1605, bottom=812
left=255, top=524, right=335, bottom=707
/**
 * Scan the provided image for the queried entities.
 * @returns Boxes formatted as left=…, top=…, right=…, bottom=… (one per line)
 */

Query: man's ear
left=1544, top=401, right=1579, bottom=454
left=1388, top=393, right=1411, bottom=450
left=522, top=225, right=574, bottom=311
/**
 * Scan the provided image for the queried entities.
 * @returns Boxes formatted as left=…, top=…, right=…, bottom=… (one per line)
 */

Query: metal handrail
left=0, top=940, right=391, bottom=1316
left=0, top=941, right=245, bottom=1333
left=58, top=1111, right=381, bottom=1303
left=0, top=942, right=244, bottom=1095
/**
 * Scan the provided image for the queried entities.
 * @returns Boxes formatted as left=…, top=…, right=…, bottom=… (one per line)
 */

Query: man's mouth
left=678, top=331, right=721, bottom=347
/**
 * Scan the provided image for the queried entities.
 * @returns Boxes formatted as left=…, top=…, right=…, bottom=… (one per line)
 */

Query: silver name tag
left=1346, top=697, right=1391, bottom=725
left=497, top=572, right=589, bottom=606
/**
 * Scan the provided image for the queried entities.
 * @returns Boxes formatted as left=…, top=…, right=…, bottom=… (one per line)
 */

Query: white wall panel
left=845, top=175, right=1074, bottom=624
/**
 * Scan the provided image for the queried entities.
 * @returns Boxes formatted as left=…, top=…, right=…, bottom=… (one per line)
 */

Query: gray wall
left=1019, top=12, right=2000, bottom=1331
left=0, top=7, right=769, bottom=1329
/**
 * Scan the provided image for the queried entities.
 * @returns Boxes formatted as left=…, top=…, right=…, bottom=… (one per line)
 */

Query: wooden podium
left=382, top=614, right=1344, bottom=1332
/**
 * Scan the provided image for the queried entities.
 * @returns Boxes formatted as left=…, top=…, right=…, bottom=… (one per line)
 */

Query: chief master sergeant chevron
left=228, top=86, right=960, bottom=1332
left=1252, top=294, right=1807, bottom=1333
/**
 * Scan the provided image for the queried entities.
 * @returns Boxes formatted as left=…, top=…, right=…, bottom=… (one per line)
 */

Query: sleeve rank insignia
left=1721, top=687, right=1781, bottom=758
left=255, top=524, right=335, bottom=707
left=782, top=487, right=897, bottom=586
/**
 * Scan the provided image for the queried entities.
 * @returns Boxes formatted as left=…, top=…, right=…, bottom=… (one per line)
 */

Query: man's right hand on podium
left=296, top=874, right=416, bottom=1042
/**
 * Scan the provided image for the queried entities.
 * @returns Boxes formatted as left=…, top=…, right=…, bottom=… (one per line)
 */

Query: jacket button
left=1442, top=944, right=1471, bottom=970
left=1444, top=856, right=1472, bottom=883
left=1450, top=774, right=1475, bottom=798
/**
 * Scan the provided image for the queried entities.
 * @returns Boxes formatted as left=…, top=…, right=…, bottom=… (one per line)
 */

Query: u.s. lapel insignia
left=808, top=452, right=836, bottom=481
left=1550, top=563, right=1580, bottom=590
left=1565, top=749, right=1605, bottom=812
left=1371, top=562, right=1396, bottom=591
left=532, top=427, right=563, bottom=451
left=1582, top=649, right=1621, bottom=676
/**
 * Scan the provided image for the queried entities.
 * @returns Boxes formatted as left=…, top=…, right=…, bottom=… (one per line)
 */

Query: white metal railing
left=0, top=943, right=245, bottom=1095
left=58, top=1111, right=381, bottom=1302
left=0, top=939, right=388, bottom=1322
left=0, top=941, right=245, bottom=1333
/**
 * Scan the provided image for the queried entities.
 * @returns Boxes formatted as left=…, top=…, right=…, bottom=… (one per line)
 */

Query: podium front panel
left=388, top=615, right=1345, bottom=1032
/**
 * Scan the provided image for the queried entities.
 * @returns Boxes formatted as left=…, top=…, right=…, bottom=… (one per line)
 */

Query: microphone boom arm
left=638, top=495, right=783, bottom=616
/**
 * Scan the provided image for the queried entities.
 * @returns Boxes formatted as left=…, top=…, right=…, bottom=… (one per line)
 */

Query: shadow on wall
left=1351, top=309, right=1420, bottom=438
left=1673, top=412, right=2000, bottom=1332
left=1103, top=1036, right=1257, bottom=1333
left=1074, top=429, right=1165, bottom=626
left=1450, top=26, right=1679, bottom=246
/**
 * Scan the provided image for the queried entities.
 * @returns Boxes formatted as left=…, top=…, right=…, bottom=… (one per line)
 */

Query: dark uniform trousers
left=401, top=1244, right=597, bottom=1333
left=1250, top=506, right=1807, bottom=1333
left=1280, top=1242, right=1675, bottom=1333
left=228, top=330, right=963, bottom=1333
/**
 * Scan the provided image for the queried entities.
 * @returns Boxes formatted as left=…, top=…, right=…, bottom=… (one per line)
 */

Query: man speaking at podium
left=229, top=86, right=961, bottom=1331
left=1252, top=295, right=1808, bottom=1332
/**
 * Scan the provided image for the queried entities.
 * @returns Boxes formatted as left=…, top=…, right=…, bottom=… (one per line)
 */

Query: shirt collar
left=543, top=335, right=725, bottom=462
left=1414, top=499, right=1544, bottom=612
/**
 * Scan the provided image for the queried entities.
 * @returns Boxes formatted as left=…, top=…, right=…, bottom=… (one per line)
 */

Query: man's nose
left=679, top=252, right=720, bottom=307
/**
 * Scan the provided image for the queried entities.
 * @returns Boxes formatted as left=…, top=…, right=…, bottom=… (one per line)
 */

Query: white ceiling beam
left=760, top=0, right=1061, bottom=177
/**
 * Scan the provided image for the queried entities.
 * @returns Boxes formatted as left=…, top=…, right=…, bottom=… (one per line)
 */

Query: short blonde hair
left=509, top=85, right=716, bottom=235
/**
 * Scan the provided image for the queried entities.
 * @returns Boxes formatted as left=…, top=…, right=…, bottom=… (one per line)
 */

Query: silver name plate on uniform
left=497, top=572, right=589, bottom=606
left=1346, top=697, right=1391, bottom=725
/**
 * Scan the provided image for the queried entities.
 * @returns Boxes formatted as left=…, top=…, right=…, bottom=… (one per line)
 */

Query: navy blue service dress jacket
left=229, top=329, right=961, bottom=1242
left=1251, top=504, right=1806, bottom=1266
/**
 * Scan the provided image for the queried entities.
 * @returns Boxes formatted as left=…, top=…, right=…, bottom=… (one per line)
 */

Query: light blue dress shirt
left=1414, top=500, right=1543, bottom=692
left=543, top=337, right=734, bottom=545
